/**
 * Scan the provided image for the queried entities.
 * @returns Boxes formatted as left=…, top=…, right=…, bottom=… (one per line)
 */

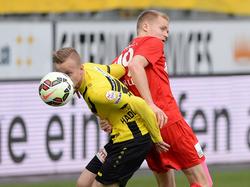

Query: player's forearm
left=143, top=109, right=163, bottom=143
left=130, top=97, right=163, bottom=143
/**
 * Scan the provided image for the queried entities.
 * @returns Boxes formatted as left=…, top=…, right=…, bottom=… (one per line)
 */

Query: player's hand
left=155, top=141, right=170, bottom=152
left=149, top=103, right=168, bottom=128
left=98, top=118, right=112, bottom=133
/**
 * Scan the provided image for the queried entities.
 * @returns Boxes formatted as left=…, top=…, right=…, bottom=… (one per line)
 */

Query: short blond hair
left=136, top=10, right=169, bottom=34
left=53, top=47, right=79, bottom=64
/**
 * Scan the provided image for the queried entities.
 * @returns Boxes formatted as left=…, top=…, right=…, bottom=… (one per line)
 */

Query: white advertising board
left=0, top=22, right=52, bottom=80
left=167, top=21, right=250, bottom=75
left=0, top=81, right=108, bottom=176
left=56, top=21, right=135, bottom=66
left=56, top=21, right=250, bottom=75
left=1, top=76, right=250, bottom=176
left=171, top=76, right=250, bottom=164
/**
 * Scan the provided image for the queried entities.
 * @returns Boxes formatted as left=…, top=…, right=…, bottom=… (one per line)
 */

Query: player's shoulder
left=83, top=62, right=98, bottom=69
left=84, top=63, right=109, bottom=74
left=135, top=36, right=163, bottom=48
left=87, top=83, right=108, bottom=99
left=137, top=36, right=163, bottom=43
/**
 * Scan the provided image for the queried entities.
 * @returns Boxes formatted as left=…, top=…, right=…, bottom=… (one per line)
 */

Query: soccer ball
left=39, top=72, right=74, bottom=106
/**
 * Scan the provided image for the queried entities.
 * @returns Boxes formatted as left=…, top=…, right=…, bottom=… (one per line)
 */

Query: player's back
left=78, top=63, right=150, bottom=143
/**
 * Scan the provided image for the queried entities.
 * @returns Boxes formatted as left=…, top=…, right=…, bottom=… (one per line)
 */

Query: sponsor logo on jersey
left=114, top=92, right=122, bottom=104
left=106, top=91, right=117, bottom=100
left=120, top=110, right=136, bottom=124
left=106, top=91, right=122, bottom=104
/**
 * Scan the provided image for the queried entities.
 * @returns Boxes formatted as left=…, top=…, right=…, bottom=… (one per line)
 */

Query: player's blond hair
left=136, top=10, right=169, bottom=34
left=53, top=47, right=80, bottom=64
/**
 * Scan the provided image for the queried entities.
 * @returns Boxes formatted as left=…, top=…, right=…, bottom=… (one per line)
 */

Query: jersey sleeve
left=134, top=37, right=164, bottom=65
left=128, top=95, right=163, bottom=143
left=93, top=63, right=126, bottom=79
left=93, top=89, right=163, bottom=143
left=108, top=64, right=126, bottom=79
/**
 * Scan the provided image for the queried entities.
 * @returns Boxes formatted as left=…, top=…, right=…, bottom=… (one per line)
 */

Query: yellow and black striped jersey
left=78, top=63, right=162, bottom=144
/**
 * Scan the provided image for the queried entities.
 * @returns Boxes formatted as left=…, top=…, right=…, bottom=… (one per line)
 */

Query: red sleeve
left=134, top=37, right=164, bottom=65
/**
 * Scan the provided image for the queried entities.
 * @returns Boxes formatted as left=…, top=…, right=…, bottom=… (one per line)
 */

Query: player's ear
left=142, top=22, right=149, bottom=32
left=80, top=64, right=84, bottom=75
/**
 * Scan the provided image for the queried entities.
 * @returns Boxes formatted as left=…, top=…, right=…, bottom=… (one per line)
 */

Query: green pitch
left=0, top=168, right=250, bottom=187
left=128, top=169, right=250, bottom=187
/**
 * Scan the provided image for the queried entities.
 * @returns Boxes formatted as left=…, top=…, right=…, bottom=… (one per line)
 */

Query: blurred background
left=0, top=0, right=250, bottom=186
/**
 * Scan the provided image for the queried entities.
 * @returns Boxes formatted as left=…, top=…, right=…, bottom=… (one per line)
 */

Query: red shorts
left=146, top=119, right=205, bottom=173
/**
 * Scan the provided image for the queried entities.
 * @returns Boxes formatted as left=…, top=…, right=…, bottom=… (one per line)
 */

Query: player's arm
left=108, top=64, right=126, bottom=79
left=94, top=63, right=126, bottom=79
left=94, top=89, right=161, bottom=143
left=98, top=118, right=112, bottom=133
left=127, top=55, right=167, bottom=128
left=93, top=89, right=169, bottom=152
left=129, top=95, right=163, bottom=143
left=128, top=95, right=170, bottom=151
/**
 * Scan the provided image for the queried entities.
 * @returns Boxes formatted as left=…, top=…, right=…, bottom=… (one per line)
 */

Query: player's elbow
left=127, top=61, right=137, bottom=72
left=128, top=61, right=144, bottom=74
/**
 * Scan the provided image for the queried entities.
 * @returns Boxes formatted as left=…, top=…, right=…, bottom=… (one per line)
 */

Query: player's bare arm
left=128, top=55, right=168, bottom=128
left=98, top=118, right=112, bottom=133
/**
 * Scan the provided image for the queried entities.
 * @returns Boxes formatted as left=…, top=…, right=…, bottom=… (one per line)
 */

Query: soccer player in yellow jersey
left=53, top=47, right=169, bottom=187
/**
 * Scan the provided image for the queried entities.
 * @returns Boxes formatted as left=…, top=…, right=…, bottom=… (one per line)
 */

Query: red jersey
left=112, top=36, right=182, bottom=126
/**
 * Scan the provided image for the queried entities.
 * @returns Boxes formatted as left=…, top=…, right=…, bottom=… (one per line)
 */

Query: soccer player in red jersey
left=111, top=10, right=213, bottom=187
